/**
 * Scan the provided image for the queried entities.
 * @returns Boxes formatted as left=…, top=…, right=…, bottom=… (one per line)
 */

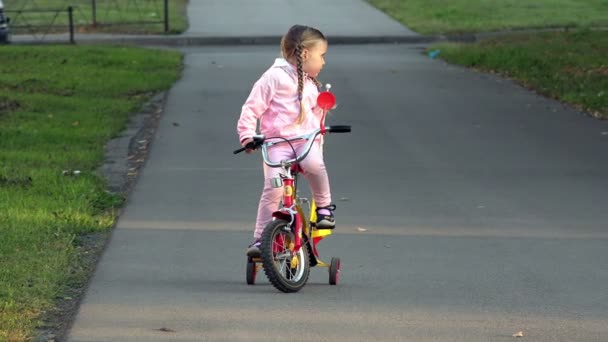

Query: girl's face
left=301, top=40, right=328, bottom=78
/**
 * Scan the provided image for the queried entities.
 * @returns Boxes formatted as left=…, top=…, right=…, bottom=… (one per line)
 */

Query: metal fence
left=4, top=0, right=169, bottom=41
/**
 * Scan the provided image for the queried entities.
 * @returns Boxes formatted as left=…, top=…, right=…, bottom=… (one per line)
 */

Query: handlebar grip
left=233, top=141, right=256, bottom=154
left=328, top=125, right=351, bottom=133
left=233, top=146, right=247, bottom=154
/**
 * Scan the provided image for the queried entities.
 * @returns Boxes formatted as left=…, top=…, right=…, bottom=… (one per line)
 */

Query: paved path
left=65, top=1, right=608, bottom=341
left=184, top=0, right=418, bottom=37
left=67, top=43, right=608, bottom=341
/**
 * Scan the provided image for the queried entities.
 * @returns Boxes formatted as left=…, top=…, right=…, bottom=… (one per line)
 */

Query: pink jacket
left=237, top=58, right=323, bottom=143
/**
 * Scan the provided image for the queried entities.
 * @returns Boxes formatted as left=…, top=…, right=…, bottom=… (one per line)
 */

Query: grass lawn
left=4, top=0, right=189, bottom=34
left=0, top=45, right=182, bottom=341
left=367, top=0, right=608, bottom=34
left=430, top=29, right=608, bottom=118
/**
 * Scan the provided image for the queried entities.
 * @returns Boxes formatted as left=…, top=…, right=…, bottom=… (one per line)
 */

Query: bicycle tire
left=261, top=220, right=310, bottom=293
left=246, top=258, right=257, bottom=285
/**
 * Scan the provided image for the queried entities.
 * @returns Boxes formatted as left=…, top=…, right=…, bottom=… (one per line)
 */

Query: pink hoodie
left=237, top=58, right=323, bottom=143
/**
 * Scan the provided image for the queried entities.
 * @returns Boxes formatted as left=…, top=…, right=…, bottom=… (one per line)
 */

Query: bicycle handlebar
left=327, top=125, right=351, bottom=133
left=233, top=125, right=351, bottom=168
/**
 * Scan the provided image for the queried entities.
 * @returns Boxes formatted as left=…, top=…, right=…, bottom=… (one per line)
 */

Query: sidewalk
left=184, top=0, right=418, bottom=38
left=11, top=0, right=426, bottom=46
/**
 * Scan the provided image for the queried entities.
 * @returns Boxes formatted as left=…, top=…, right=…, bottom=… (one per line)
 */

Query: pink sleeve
left=237, top=71, right=277, bottom=143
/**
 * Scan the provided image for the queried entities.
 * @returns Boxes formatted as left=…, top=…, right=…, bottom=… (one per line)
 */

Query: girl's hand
left=241, top=138, right=255, bottom=154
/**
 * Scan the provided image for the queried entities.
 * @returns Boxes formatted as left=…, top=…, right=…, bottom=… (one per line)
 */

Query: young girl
left=237, top=24, right=336, bottom=257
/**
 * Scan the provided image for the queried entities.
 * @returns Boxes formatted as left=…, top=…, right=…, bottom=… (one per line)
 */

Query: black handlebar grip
left=328, top=125, right=351, bottom=133
left=233, top=141, right=257, bottom=154
left=233, top=146, right=247, bottom=154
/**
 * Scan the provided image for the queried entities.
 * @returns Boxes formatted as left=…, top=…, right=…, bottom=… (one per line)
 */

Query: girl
left=237, top=24, right=336, bottom=257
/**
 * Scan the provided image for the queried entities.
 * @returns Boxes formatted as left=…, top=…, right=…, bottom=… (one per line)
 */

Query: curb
left=10, top=34, right=476, bottom=47
left=97, top=91, right=167, bottom=195
left=9, top=26, right=608, bottom=47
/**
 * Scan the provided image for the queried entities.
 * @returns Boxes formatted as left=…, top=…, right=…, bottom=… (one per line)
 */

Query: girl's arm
left=237, top=71, right=277, bottom=144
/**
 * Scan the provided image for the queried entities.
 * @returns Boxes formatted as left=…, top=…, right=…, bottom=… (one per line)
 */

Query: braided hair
left=280, top=25, right=326, bottom=124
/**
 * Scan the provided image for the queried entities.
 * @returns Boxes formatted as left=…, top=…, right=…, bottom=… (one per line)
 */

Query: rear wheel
left=261, top=220, right=310, bottom=293
left=246, top=258, right=257, bottom=285
left=329, top=257, right=340, bottom=285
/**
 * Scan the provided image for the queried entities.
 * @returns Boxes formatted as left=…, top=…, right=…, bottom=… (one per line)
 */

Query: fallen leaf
left=357, top=227, right=368, bottom=232
left=513, top=331, right=524, bottom=337
left=72, top=121, right=79, bottom=126
left=157, top=327, right=176, bottom=333
left=173, top=122, right=180, bottom=127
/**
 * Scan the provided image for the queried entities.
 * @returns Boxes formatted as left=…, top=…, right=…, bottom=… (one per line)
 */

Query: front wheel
left=261, top=220, right=310, bottom=293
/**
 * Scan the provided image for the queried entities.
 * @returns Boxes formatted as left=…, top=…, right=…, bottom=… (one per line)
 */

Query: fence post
left=164, top=0, right=169, bottom=33
left=68, top=6, right=75, bottom=44
left=92, top=0, right=97, bottom=27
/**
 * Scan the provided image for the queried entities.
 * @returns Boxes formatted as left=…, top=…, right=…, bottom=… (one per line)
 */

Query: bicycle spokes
left=261, top=220, right=310, bottom=292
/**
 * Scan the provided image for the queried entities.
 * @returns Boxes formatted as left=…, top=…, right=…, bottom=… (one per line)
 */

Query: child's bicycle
left=233, top=89, right=350, bottom=293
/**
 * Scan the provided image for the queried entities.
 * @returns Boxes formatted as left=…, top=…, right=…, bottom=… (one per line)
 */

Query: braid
left=309, top=76, right=322, bottom=90
left=295, top=44, right=306, bottom=124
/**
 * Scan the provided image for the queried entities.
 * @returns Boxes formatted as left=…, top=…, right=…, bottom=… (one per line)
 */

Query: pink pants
left=253, top=140, right=331, bottom=239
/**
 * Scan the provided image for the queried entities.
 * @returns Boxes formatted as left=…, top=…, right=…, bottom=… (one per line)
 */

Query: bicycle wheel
left=261, top=220, right=310, bottom=293
left=329, top=257, right=340, bottom=285
left=246, top=258, right=257, bottom=285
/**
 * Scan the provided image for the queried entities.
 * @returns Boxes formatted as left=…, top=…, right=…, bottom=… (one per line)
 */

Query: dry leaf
left=72, top=121, right=79, bottom=126
left=157, top=327, right=176, bottom=333
left=513, top=331, right=524, bottom=337
left=357, top=227, right=368, bottom=232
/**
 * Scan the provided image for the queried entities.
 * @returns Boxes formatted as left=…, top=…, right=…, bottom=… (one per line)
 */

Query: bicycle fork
left=270, top=175, right=303, bottom=254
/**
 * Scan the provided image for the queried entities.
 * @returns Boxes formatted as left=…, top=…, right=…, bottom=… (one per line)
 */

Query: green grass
left=430, top=29, right=608, bottom=118
left=0, top=45, right=182, bottom=341
left=367, top=0, right=608, bottom=34
left=4, top=0, right=189, bottom=34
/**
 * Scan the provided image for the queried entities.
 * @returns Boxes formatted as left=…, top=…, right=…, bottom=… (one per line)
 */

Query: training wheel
left=329, top=257, right=340, bottom=285
left=246, top=258, right=257, bottom=285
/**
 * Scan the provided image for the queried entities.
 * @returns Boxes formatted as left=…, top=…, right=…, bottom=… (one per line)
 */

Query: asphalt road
left=67, top=45, right=608, bottom=342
